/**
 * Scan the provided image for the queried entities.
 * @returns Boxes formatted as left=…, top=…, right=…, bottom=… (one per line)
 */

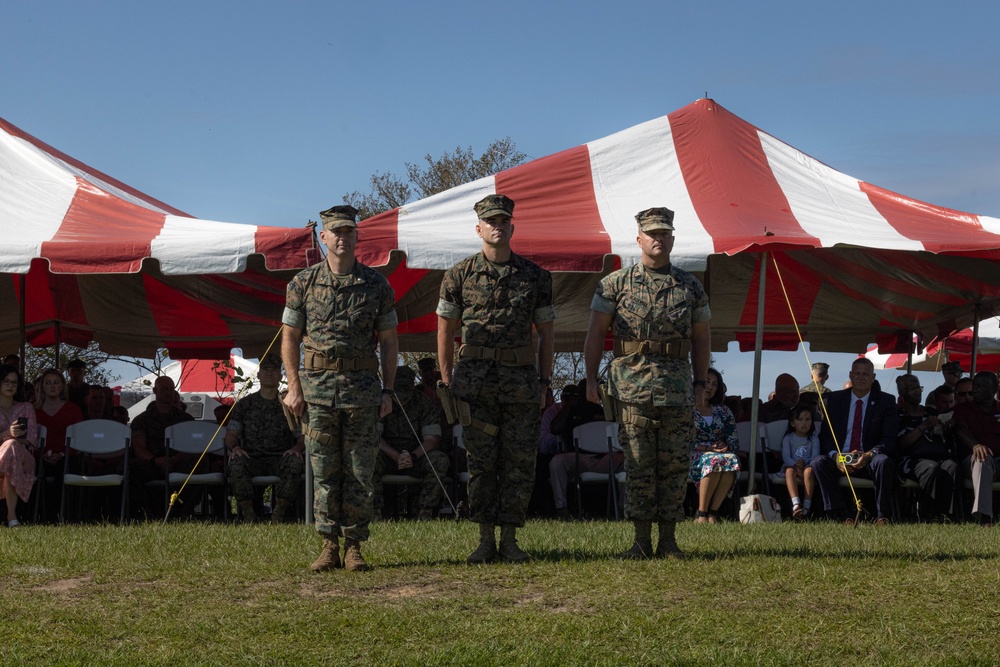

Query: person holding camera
left=810, top=357, right=899, bottom=525
left=0, top=363, right=37, bottom=528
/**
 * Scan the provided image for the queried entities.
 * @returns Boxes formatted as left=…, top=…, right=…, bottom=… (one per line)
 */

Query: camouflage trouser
left=307, top=405, right=379, bottom=541
left=227, top=453, right=305, bottom=503
left=463, top=399, right=539, bottom=526
left=373, top=449, right=451, bottom=512
left=616, top=403, right=692, bottom=523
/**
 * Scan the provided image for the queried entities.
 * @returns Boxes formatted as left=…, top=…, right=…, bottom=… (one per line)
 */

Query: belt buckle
left=491, top=348, right=503, bottom=362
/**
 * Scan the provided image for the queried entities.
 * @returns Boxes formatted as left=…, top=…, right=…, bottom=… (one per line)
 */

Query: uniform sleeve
left=418, top=396, right=442, bottom=439
left=590, top=274, right=617, bottom=315
left=691, top=278, right=711, bottom=324
left=374, top=279, right=398, bottom=331
left=282, top=274, right=306, bottom=329
left=532, top=269, right=556, bottom=324
left=436, top=266, right=464, bottom=320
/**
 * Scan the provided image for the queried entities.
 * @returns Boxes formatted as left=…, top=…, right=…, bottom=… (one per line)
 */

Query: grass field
left=2, top=519, right=998, bottom=666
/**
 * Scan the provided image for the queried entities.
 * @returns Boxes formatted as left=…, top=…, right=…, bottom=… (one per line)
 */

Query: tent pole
left=55, top=322, right=61, bottom=368
left=972, top=304, right=981, bottom=374
left=747, top=252, right=767, bottom=495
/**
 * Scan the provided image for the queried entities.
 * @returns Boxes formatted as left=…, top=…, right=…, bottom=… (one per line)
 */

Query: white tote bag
left=739, top=494, right=783, bottom=524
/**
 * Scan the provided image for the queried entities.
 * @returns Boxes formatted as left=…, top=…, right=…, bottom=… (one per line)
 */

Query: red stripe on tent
left=670, top=99, right=821, bottom=254
left=737, top=254, right=823, bottom=329
left=397, top=312, right=438, bottom=335
left=179, top=357, right=236, bottom=393
left=495, top=145, right=609, bottom=272
left=202, top=274, right=288, bottom=305
left=356, top=209, right=399, bottom=268
left=0, top=116, right=190, bottom=217
left=18, top=259, right=94, bottom=348
left=143, top=273, right=232, bottom=342
left=860, top=182, right=1000, bottom=253
left=253, top=226, right=317, bottom=271
left=41, top=179, right=166, bottom=273
left=385, top=258, right=431, bottom=298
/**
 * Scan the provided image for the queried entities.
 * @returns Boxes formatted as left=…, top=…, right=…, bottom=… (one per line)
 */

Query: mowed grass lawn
left=1, top=519, right=998, bottom=666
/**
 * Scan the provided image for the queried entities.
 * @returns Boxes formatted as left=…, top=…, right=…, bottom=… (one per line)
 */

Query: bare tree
left=344, top=137, right=527, bottom=220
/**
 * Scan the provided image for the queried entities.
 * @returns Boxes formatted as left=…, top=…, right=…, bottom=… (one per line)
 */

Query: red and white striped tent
left=358, top=98, right=1000, bottom=354
left=864, top=318, right=1000, bottom=372
left=0, top=116, right=316, bottom=358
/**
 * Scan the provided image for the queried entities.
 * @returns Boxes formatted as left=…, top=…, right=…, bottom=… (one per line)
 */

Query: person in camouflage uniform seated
left=801, top=362, right=831, bottom=396
left=437, top=194, right=555, bottom=564
left=373, top=365, right=449, bottom=520
left=585, top=206, right=711, bottom=559
left=225, top=354, right=305, bottom=523
left=282, top=204, right=399, bottom=573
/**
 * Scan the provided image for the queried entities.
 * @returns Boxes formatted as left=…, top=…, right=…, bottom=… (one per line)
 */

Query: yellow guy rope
left=163, top=327, right=284, bottom=523
left=768, top=255, right=865, bottom=522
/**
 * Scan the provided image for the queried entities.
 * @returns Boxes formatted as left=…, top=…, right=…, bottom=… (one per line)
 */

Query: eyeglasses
left=1, top=378, right=18, bottom=386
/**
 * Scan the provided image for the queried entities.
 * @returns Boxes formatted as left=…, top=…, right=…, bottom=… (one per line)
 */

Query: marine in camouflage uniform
left=225, top=354, right=305, bottom=523
left=584, top=207, right=711, bottom=560
left=801, top=362, right=831, bottom=396
left=437, top=194, right=555, bottom=564
left=282, top=205, right=399, bottom=572
left=374, top=365, right=449, bottom=519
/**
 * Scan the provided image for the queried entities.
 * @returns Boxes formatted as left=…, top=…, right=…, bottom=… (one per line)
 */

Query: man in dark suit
left=810, top=357, right=899, bottom=525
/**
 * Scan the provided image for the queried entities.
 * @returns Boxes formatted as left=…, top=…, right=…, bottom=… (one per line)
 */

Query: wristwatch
left=539, top=378, right=551, bottom=386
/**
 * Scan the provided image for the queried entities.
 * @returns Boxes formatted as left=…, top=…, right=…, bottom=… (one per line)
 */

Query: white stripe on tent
left=396, top=175, right=496, bottom=270
left=151, top=216, right=258, bottom=274
left=760, top=131, right=923, bottom=251
left=588, top=115, right=714, bottom=272
left=0, top=131, right=78, bottom=272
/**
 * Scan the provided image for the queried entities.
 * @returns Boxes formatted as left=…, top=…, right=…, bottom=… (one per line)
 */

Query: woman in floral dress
left=690, top=367, right=740, bottom=523
left=0, top=364, right=38, bottom=527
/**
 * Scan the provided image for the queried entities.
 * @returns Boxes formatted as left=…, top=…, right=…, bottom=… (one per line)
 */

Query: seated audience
left=895, top=374, right=959, bottom=521
left=781, top=403, right=821, bottom=519
left=84, top=385, right=109, bottom=420
left=226, top=354, right=305, bottom=523
left=810, top=358, right=898, bottom=525
left=690, top=367, right=741, bottom=523
left=0, top=364, right=37, bottom=527
left=953, top=371, right=1000, bottom=526
left=761, top=373, right=800, bottom=422
left=65, top=358, right=89, bottom=412
left=547, top=380, right=619, bottom=520
left=954, top=377, right=973, bottom=405
left=941, top=360, right=963, bottom=389
left=33, top=368, right=85, bottom=522
left=373, top=365, right=449, bottom=521
left=129, top=376, right=195, bottom=518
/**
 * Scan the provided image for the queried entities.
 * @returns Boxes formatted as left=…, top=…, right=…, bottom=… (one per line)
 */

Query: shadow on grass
left=689, top=546, right=993, bottom=561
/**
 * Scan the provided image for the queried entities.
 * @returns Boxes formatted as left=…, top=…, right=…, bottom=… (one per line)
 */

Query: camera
left=15, top=417, right=28, bottom=430
left=841, top=451, right=861, bottom=466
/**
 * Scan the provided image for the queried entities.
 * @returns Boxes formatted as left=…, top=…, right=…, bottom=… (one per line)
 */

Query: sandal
left=694, top=510, right=710, bottom=524
left=792, top=506, right=805, bottom=521
left=707, top=510, right=719, bottom=524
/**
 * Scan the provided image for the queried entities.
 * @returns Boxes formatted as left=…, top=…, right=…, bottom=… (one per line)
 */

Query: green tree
left=344, top=137, right=527, bottom=220
left=22, top=342, right=117, bottom=386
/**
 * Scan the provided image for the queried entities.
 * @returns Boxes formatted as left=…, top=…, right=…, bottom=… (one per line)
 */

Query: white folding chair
left=572, top=420, right=621, bottom=519
left=165, top=422, right=227, bottom=520
left=61, top=419, right=131, bottom=523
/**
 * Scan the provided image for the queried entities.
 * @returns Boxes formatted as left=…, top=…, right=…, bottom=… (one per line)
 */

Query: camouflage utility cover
left=591, top=263, right=710, bottom=407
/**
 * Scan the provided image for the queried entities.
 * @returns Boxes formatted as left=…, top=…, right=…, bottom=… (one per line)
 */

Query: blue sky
left=4, top=2, right=999, bottom=396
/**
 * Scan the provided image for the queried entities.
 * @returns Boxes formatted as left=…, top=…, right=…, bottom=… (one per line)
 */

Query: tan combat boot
left=237, top=500, right=258, bottom=523
left=499, top=524, right=530, bottom=562
left=655, top=520, right=685, bottom=559
left=343, top=538, right=371, bottom=572
left=310, top=535, right=340, bottom=572
left=270, top=498, right=292, bottom=524
left=618, top=520, right=654, bottom=560
left=466, top=523, right=497, bottom=564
